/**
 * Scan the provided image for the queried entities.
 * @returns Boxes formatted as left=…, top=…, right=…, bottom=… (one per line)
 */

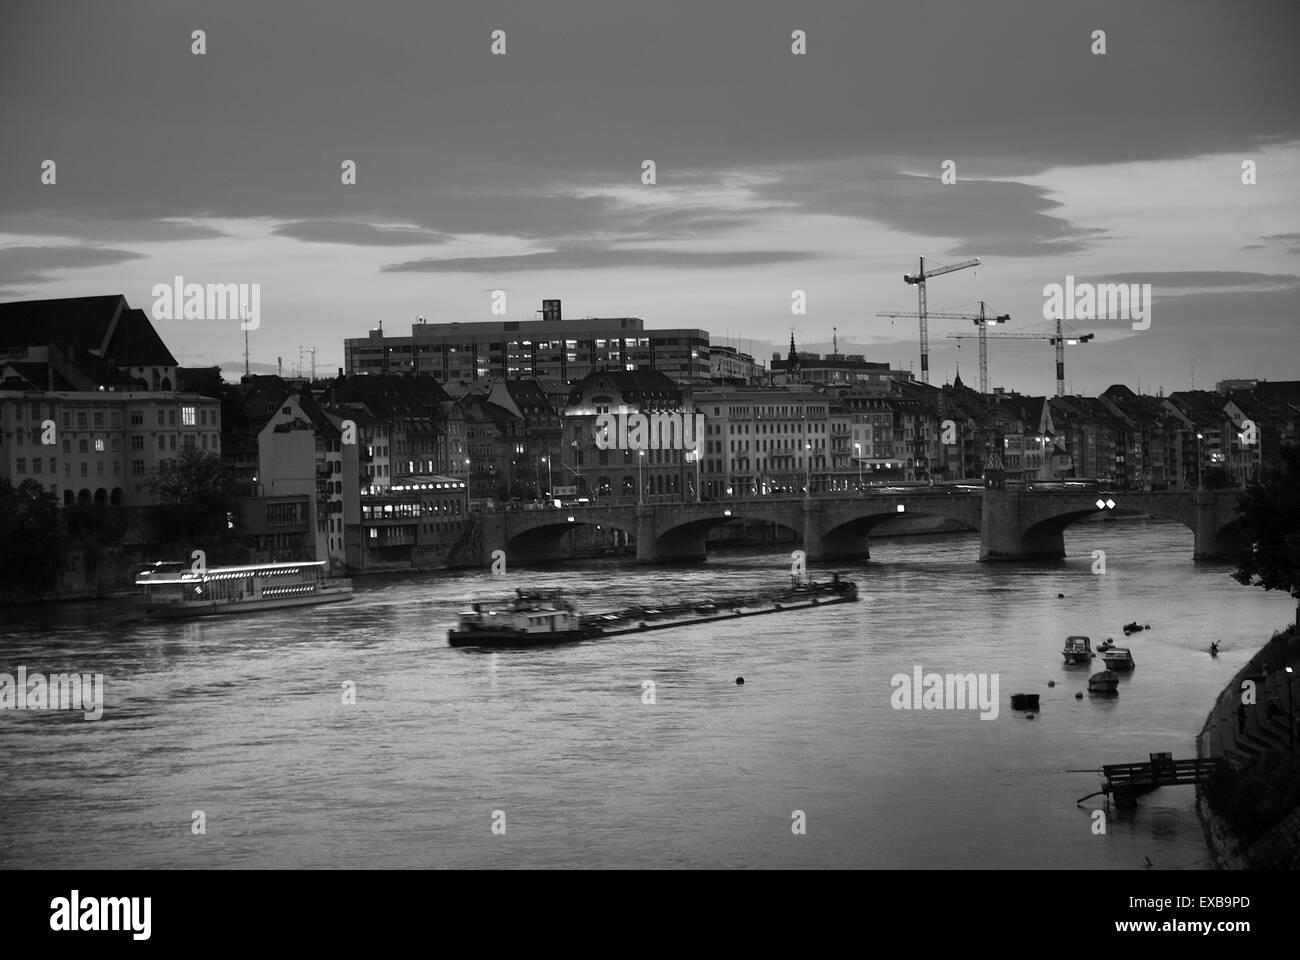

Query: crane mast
left=896, top=256, right=980, bottom=384
left=877, top=299, right=1007, bottom=393
left=946, top=319, right=1094, bottom=396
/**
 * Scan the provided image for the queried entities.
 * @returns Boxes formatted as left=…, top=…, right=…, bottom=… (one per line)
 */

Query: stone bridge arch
left=639, top=509, right=803, bottom=563
left=804, top=495, right=984, bottom=561
left=981, top=490, right=1243, bottom=562
left=479, top=509, right=638, bottom=566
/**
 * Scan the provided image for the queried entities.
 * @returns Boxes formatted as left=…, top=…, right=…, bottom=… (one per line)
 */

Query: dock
left=1075, top=754, right=1227, bottom=806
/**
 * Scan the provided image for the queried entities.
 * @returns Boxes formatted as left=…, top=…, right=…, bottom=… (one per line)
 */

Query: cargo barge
left=448, top=574, right=858, bottom=648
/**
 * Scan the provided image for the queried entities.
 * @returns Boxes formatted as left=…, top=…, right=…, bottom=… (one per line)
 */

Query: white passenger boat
left=134, top=560, right=353, bottom=619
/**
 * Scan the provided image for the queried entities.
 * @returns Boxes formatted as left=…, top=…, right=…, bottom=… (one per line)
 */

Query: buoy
left=1047, top=680, right=1056, bottom=688
left=1057, top=593, right=1065, bottom=598
left=736, top=677, right=744, bottom=685
left=1075, top=692, right=1084, bottom=699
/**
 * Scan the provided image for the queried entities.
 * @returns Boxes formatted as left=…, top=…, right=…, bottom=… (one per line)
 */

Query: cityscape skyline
left=1, top=0, right=1297, bottom=397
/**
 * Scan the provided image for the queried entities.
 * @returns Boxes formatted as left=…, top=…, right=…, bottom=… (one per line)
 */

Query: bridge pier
left=803, top=499, right=871, bottom=561
left=1191, top=492, right=1246, bottom=562
left=636, top=504, right=707, bottom=563
left=979, top=490, right=1067, bottom=562
left=802, top=499, right=825, bottom=560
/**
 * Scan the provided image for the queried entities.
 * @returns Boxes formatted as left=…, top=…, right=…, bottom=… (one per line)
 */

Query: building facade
left=345, top=300, right=709, bottom=383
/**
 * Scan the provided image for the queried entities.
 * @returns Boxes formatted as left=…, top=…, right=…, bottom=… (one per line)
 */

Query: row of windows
left=5, top=423, right=218, bottom=447
left=721, top=422, right=831, bottom=435
left=712, top=405, right=828, bottom=418
left=14, top=458, right=127, bottom=478
left=359, top=498, right=465, bottom=522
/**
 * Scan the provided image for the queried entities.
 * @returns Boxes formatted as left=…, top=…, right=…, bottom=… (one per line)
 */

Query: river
left=1, top=519, right=1292, bottom=869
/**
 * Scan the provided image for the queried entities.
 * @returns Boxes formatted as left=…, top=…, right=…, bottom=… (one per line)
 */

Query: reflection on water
left=0, top=521, right=1292, bottom=869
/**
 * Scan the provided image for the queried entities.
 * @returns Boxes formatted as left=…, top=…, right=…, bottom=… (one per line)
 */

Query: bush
left=1204, top=749, right=1300, bottom=846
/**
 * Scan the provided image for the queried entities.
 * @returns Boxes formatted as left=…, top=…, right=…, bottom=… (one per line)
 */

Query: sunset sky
left=1, top=0, right=1296, bottom=394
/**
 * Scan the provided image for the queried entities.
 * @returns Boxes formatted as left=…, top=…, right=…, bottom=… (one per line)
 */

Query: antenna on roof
left=241, top=299, right=250, bottom=377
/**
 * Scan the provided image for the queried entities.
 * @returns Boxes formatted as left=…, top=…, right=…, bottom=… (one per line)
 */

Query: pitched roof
left=0, top=296, right=177, bottom=367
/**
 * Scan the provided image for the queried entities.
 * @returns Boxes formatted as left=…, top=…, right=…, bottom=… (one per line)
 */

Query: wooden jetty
left=1075, top=753, right=1226, bottom=806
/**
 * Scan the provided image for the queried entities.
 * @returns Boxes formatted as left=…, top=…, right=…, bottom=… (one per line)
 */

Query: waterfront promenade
left=1197, top=625, right=1300, bottom=868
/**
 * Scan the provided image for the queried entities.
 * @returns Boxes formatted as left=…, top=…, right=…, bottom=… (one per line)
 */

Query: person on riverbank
left=1236, top=703, right=1247, bottom=734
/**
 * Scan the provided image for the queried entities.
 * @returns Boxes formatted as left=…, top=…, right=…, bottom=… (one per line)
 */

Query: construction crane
left=946, top=317, right=1094, bottom=396
left=878, top=256, right=980, bottom=385
left=875, top=301, right=1008, bottom=394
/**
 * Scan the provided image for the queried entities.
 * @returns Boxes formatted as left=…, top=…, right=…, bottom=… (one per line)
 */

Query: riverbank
left=1196, top=622, right=1300, bottom=868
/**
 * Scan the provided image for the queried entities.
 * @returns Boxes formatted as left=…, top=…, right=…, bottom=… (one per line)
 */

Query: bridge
left=474, top=489, right=1244, bottom=566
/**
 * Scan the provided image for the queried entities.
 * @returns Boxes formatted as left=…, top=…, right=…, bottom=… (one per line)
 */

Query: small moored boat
left=1088, top=670, right=1119, bottom=694
left=1101, top=647, right=1136, bottom=670
left=1010, top=693, right=1040, bottom=711
left=1062, top=635, right=1095, bottom=664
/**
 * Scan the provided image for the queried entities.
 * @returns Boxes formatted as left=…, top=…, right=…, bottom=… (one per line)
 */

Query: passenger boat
left=1101, top=646, right=1136, bottom=670
left=1062, top=635, right=1095, bottom=664
left=134, top=560, right=353, bottom=619
left=1088, top=670, right=1119, bottom=694
left=448, top=575, right=859, bottom=649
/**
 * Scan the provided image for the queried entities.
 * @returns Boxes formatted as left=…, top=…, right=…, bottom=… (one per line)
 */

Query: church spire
left=787, top=330, right=801, bottom=381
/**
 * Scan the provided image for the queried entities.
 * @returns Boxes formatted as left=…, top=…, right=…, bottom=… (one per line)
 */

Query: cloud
left=0, top=245, right=147, bottom=286
left=3, top=1, right=1294, bottom=240
left=0, top=214, right=226, bottom=244
left=1074, top=271, right=1300, bottom=292
left=382, top=245, right=817, bottom=273
left=272, top=220, right=453, bottom=246
left=754, top=164, right=1107, bottom=257
left=1253, top=233, right=1300, bottom=254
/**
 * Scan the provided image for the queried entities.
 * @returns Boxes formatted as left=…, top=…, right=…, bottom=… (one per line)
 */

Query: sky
left=1, top=0, right=1297, bottom=395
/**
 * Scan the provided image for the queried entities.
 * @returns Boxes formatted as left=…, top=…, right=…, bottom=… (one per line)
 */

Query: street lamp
left=854, top=442, right=862, bottom=491
left=638, top=450, right=645, bottom=504
left=805, top=441, right=813, bottom=498
left=689, top=449, right=701, bottom=503
left=1196, top=432, right=1204, bottom=490
left=541, top=456, right=552, bottom=498
left=1287, top=665, right=1295, bottom=749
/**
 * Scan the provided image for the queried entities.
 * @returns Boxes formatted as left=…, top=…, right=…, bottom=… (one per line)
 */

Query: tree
left=1232, top=443, right=1300, bottom=624
left=0, top=479, right=66, bottom=595
left=150, top=445, right=237, bottom=545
